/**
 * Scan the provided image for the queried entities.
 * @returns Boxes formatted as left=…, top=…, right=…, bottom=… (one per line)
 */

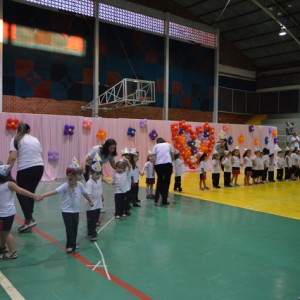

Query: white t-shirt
left=86, top=178, right=103, bottom=211
left=143, top=161, right=154, bottom=179
left=199, top=161, right=207, bottom=174
left=55, top=181, right=87, bottom=213
left=112, top=171, right=128, bottom=194
left=0, top=182, right=16, bottom=217
left=222, top=157, right=232, bottom=172
left=152, top=142, right=173, bottom=165
left=131, top=167, right=140, bottom=184
left=243, top=156, right=253, bottom=168
left=257, top=157, right=264, bottom=171
left=290, top=136, right=300, bottom=148
left=9, top=134, right=44, bottom=171
left=276, top=156, right=285, bottom=169
left=251, top=155, right=259, bottom=170
left=86, top=145, right=115, bottom=167
left=285, top=155, right=292, bottom=168
left=291, top=153, right=298, bottom=166
left=268, top=158, right=275, bottom=172
left=211, top=159, right=221, bottom=174
left=262, top=155, right=270, bottom=168
left=174, top=158, right=183, bottom=176
left=232, top=156, right=241, bottom=168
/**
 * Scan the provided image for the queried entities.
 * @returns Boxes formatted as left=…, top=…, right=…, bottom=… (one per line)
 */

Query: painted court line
left=14, top=216, right=152, bottom=300
left=0, top=272, right=25, bottom=300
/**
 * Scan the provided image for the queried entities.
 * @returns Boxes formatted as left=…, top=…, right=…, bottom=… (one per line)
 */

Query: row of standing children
left=198, top=145, right=300, bottom=190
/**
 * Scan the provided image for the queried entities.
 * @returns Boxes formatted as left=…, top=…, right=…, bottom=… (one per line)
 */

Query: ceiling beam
left=250, top=0, right=300, bottom=48
left=252, top=49, right=300, bottom=60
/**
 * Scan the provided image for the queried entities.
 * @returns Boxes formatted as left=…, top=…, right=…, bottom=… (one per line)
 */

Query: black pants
left=276, top=169, right=283, bottom=180
left=212, top=173, right=220, bottom=187
left=62, top=212, right=79, bottom=249
left=115, top=193, right=126, bottom=216
left=285, top=167, right=291, bottom=180
left=262, top=168, right=268, bottom=181
left=174, top=176, right=182, bottom=190
left=86, top=209, right=101, bottom=237
left=154, top=163, right=173, bottom=204
left=224, top=172, right=231, bottom=186
left=130, top=183, right=139, bottom=205
left=268, top=171, right=274, bottom=181
left=16, top=166, right=44, bottom=221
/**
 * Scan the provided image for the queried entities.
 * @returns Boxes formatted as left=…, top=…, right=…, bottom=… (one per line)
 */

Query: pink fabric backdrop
left=0, top=112, right=276, bottom=181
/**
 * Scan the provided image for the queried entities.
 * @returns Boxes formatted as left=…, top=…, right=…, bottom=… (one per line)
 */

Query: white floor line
left=0, top=272, right=25, bottom=300
left=97, top=216, right=114, bottom=234
left=93, top=242, right=111, bottom=280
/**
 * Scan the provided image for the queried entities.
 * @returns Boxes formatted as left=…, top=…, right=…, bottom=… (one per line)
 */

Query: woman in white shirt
left=152, top=137, right=174, bottom=205
left=7, top=122, right=44, bottom=233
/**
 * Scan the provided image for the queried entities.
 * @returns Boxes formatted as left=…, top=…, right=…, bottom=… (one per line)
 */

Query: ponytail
left=14, top=122, right=30, bottom=150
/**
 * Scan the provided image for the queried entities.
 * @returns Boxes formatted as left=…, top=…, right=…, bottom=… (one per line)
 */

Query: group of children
left=2, top=142, right=299, bottom=259
left=0, top=146, right=158, bottom=258
left=196, top=145, right=300, bottom=190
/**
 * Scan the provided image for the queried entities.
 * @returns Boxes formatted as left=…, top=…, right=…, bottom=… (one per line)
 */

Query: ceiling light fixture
left=279, top=26, right=287, bottom=36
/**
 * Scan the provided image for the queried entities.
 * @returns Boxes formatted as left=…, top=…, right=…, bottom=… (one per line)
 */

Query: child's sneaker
left=66, top=247, right=74, bottom=253
left=90, top=235, right=97, bottom=242
left=200, top=187, right=204, bottom=191
left=204, top=186, right=210, bottom=190
left=115, top=215, right=120, bottom=219
left=18, top=219, right=37, bottom=232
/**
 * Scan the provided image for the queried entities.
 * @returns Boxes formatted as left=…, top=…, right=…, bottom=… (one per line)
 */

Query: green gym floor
left=1, top=174, right=300, bottom=300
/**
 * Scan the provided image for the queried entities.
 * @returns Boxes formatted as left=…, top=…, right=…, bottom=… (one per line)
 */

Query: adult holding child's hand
left=7, top=122, right=44, bottom=233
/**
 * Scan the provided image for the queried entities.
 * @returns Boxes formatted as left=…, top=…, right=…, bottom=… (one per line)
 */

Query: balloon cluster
left=254, top=138, right=259, bottom=146
left=82, top=119, right=92, bottom=130
left=248, top=125, right=254, bottom=133
left=127, top=127, right=136, bottom=137
left=64, top=124, right=75, bottom=135
left=171, top=120, right=215, bottom=169
left=149, top=129, right=158, bottom=141
left=96, top=128, right=107, bottom=140
left=48, top=150, right=59, bottom=161
left=139, top=119, right=148, bottom=128
left=6, top=118, right=19, bottom=130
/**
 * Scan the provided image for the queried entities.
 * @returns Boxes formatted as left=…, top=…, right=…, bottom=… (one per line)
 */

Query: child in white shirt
left=112, top=160, right=130, bottom=219
left=199, top=153, right=209, bottom=190
left=243, top=149, right=253, bottom=186
left=211, top=151, right=221, bottom=188
left=222, top=151, right=233, bottom=187
left=231, top=147, right=241, bottom=186
left=268, top=153, right=275, bottom=182
left=276, top=149, right=284, bottom=181
left=0, top=164, right=40, bottom=259
left=40, top=158, right=93, bottom=253
left=141, top=153, right=155, bottom=198
left=284, top=148, right=292, bottom=180
left=173, top=151, right=183, bottom=192
left=257, top=152, right=264, bottom=184
left=86, top=158, right=103, bottom=242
